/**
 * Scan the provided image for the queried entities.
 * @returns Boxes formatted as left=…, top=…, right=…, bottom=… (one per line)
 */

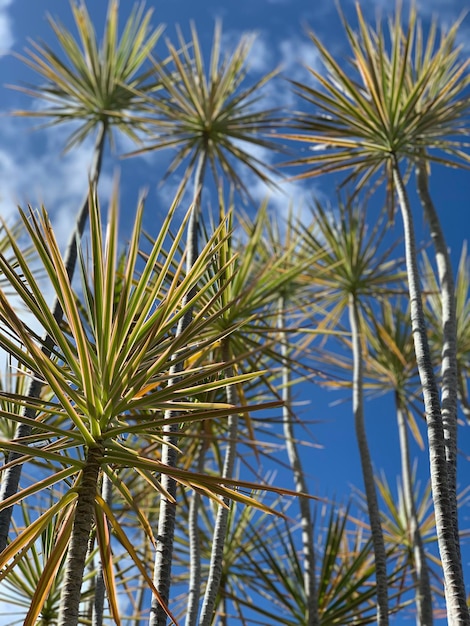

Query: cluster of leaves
left=0, top=1, right=469, bottom=625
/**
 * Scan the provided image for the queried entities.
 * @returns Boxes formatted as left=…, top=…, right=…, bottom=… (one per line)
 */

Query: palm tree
left=231, top=500, right=404, bottom=625
left=363, top=299, right=434, bottom=624
left=283, top=5, right=470, bottom=620
left=0, top=188, right=294, bottom=626
left=422, top=245, right=470, bottom=423
left=415, top=159, right=461, bottom=561
left=245, top=206, right=323, bottom=626
left=0, top=0, right=163, bottom=552
left=299, top=198, right=403, bottom=626
left=193, top=203, right=317, bottom=626
left=130, top=24, right=282, bottom=624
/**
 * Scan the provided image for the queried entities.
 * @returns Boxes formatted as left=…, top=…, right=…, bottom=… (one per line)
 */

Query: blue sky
left=0, top=0, right=470, bottom=624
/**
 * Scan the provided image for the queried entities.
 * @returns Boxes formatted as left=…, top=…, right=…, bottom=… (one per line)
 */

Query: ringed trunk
left=416, top=160, right=460, bottom=559
left=198, top=341, right=238, bottom=626
left=58, top=444, right=104, bottom=626
left=392, top=155, right=469, bottom=624
left=348, top=293, right=390, bottom=626
left=396, top=396, right=433, bottom=625
left=278, top=296, right=319, bottom=626
left=150, top=153, right=207, bottom=626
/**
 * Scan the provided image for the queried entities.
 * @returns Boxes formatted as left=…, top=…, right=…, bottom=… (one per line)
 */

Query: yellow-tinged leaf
left=95, top=494, right=179, bottom=626
left=95, top=500, right=121, bottom=626
left=23, top=505, right=75, bottom=626
left=0, top=491, right=77, bottom=576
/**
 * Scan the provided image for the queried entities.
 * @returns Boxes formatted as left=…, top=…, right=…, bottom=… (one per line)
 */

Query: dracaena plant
left=0, top=498, right=98, bottom=626
left=155, top=200, right=318, bottom=625
left=296, top=197, right=403, bottom=625
left=371, top=472, right=444, bottom=618
left=0, top=187, right=295, bottom=626
left=222, top=500, right=405, bottom=625
left=0, top=0, right=163, bottom=553
left=11, top=0, right=162, bottom=279
left=283, top=4, right=470, bottom=620
left=422, top=246, right=470, bottom=422
left=135, top=20, right=281, bottom=195
left=236, top=205, right=325, bottom=626
left=363, top=299, right=433, bottom=624
left=129, top=24, right=282, bottom=622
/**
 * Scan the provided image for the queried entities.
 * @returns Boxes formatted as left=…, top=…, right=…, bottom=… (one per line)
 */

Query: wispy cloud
left=0, top=118, right=113, bottom=249
left=278, top=37, right=321, bottom=83
left=230, top=140, right=324, bottom=224
left=350, top=0, right=466, bottom=24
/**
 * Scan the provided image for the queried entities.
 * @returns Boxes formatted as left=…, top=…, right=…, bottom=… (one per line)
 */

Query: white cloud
left=221, top=29, right=272, bottom=75
left=353, top=0, right=465, bottom=24
left=0, top=0, right=14, bottom=57
left=230, top=140, right=323, bottom=224
left=0, top=119, right=113, bottom=250
left=0, top=118, right=114, bottom=340
left=278, top=38, right=321, bottom=82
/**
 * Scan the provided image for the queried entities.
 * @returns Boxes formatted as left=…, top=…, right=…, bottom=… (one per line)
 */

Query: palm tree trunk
left=92, top=472, right=113, bottom=626
left=185, top=442, right=207, bottom=626
left=392, top=155, right=469, bottom=624
left=0, top=123, right=107, bottom=553
left=396, top=396, right=433, bottom=625
left=150, top=153, right=207, bottom=626
left=199, top=341, right=238, bottom=626
left=58, top=445, right=104, bottom=626
left=348, top=293, right=389, bottom=626
left=278, top=297, right=319, bottom=626
left=416, top=159, right=460, bottom=557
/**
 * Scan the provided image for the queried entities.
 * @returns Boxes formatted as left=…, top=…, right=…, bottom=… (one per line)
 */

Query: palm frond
left=283, top=4, right=470, bottom=195
left=131, top=21, right=283, bottom=196
left=12, top=0, right=162, bottom=150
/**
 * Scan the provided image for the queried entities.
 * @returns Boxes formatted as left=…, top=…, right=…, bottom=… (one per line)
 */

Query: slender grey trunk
left=58, top=445, right=104, bottom=626
left=393, top=155, right=469, bottom=624
left=150, top=153, right=207, bottom=626
left=185, top=442, right=207, bottom=626
left=416, top=160, right=460, bottom=558
left=396, top=395, right=433, bottom=625
left=0, top=123, right=107, bottom=553
left=348, top=293, right=389, bottom=626
left=92, top=472, right=113, bottom=626
left=199, top=342, right=238, bottom=626
left=278, top=296, right=319, bottom=626
left=83, top=532, right=97, bottom=625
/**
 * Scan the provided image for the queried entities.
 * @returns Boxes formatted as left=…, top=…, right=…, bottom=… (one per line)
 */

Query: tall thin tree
left=283, top=5, right=470, bottom=620
left=131, top=23, right=282, bottom=624
left=0, top=0, right=162, bottom=552
left=299, top=199, right=403, bottom=626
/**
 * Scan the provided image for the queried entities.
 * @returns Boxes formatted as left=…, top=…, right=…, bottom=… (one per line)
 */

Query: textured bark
left=198, top=343, right=238, bottom=626
left=416, top=160, right=460, bottom=559
left=396, top=397, right=433, bottom=625
left=0, top=124, right=107, bottom=553
left=92, top=472, right=113, bottom=626
left=278, top=299, right=319, bottom=626
left=185, top=443, right=206, bottom=626
left=150, top=154, right=207, bottom=626
left=58, top=445, right=103, bottom=626
left=393, top=156, right=469, bottom=624
left=348, top=294, right=390, bottom=626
